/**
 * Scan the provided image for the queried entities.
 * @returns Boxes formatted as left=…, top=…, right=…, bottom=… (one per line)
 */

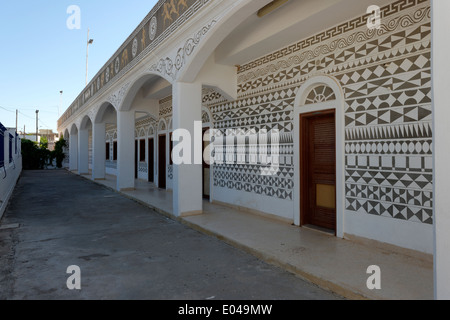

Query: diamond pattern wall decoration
left=205, top=0, right=433, bottom=226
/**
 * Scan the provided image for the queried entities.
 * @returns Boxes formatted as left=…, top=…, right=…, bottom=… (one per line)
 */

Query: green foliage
left=21, top=139, right=41, bottom=170
left=52, top=137, right=67, bottom=168
left=40, top=136, right=48, bottom=149
left=21, top=137, right=66, bottom=170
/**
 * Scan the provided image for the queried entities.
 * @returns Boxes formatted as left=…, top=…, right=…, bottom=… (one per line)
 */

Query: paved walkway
left=79, top=171, right=434, bottom=300
left=0, top=170, right=340, bottom=300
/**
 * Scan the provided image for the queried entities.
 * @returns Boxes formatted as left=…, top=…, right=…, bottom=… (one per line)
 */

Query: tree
left=21, top=137, right=66, bottom=170
left=21, top=139, right=40, bottom=170
left=39, top=136, right=48, bottom=149
left=52, top=137, right=67, bottom=168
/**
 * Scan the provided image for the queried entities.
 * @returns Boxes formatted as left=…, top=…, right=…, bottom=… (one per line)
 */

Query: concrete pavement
left=81, top=172, right=434, bottom=300
left=0, top=170, right=341, bottom=300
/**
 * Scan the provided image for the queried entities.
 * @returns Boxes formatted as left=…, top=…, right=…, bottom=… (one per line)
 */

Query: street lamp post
left=59, top=90, right=63, bottom=118
left=86, top=29, right=94, bottom=86
left=35, top=110, right=39, bottom=143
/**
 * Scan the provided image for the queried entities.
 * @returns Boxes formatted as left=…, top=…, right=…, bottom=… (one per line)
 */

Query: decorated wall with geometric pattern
left=206, top=0, right=433, bottom=228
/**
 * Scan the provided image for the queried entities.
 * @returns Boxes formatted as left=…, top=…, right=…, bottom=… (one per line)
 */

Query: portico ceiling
left=215, top=0, right=393, bottom=67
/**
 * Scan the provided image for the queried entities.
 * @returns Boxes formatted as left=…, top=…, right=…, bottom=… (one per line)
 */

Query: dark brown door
left=203, top=128, right=211, bottom=199
left=300, top=110, right=336, bottom=232
left=158, top=135, right=166, bottom=189
left=148, top=138, right=154, bottom=183
left=135, top=140, right=138, bottom=179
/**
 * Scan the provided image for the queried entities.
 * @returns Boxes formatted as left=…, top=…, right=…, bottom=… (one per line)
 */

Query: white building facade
left=56, top=0, right=449, bottom=298
left=0, top=124, right=22, bottom=220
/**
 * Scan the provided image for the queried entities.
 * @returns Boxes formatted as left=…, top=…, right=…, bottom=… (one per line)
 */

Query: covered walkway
left=79, top=171, right=433, bottom=300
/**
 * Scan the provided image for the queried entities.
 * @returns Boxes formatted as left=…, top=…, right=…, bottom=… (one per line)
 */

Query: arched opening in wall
left=294, top=76, right=345, bottom=237
left=79, top=116, right=93, bottom=175
left=63, top=129, right=70, bottom=168
left=134, top=120, right=154, bottom=181
left=95, top=102, right=117, bottom=177
left=120, top=73, right=171, bottom=189
left=202, top=107, right=213, bottom=200
left=147, top=125, right=156, bottom=184
left=113, top=132, right=118, bottom=162
left=69, top=124, right=79, bottom=171
left=158, top=119, right=168, bottom=189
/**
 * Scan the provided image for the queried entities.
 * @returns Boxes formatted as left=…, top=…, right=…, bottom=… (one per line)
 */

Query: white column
left=92, top=122, right=106, bottom=180
left=78, top=128, right=89, bottom=175
left=172, top=81, right=203, bottom=217
left=117, top=110, right=135, bottom=191
left=432, top=0, right=450, bottom=300
left=69, top=133, right=78, bottom=171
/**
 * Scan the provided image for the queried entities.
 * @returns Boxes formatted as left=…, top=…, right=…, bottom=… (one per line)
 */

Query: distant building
left=18, top=129, right=59, bottom=151
left=39, top=129, right=59, bottom=151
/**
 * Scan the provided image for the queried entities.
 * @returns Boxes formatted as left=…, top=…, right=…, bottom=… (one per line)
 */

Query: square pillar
left=117, top=110, right=135, bottom=191
left=92, top=122, right=106, bottom=180
left=78, top=129, right=89, bottom=175
left=69, top=133, right=78, bottom=171
left=172, top=81, right=203, bottom=217
left=432, top=0, right=450, bottom=300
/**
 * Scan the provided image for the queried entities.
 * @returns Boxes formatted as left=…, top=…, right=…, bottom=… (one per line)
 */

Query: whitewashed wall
left=0, top=128, right=22, bottom=220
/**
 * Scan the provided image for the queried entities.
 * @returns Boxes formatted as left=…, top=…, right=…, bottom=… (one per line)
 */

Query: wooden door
left=300, top=110, right=336, bottom=232
left=158, top=135, right=166, bottom=189
left=148, top=138, right=154, bottom=183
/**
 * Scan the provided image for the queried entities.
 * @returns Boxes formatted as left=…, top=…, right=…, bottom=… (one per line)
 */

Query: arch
left=178, top=0, right=273, bottom=83
left=293, top=75, right=345, bottom=238
left=304, top=85, right=337, bottom=105
left=294, top=75, right=344, bottom=107
left=95, top=102, right=117, bottom=124
left=158, top=118, right=168, bottom=132
left=148, top=125, right=156, bottom=137
left=80, top=115, right=93, bottom=130
left=138, top=128, right=146, bottom=138
left=64, top=128, right=70, bottom=140
left=119, top=72, right=173, bottom=112
left=201, top=106, right=213, bottom=126
left=70, top=123, right=79, bottom=135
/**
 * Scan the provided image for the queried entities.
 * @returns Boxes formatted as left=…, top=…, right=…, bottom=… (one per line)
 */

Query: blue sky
left=0, top=0, right=158, bottom=133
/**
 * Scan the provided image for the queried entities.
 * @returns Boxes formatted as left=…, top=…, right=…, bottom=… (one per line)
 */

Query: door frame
left=158, top=134, right=167, bottom=189
left=293, top=75, right=345, bottom=238
left=148, top=137, right=155, bottom=183
left=300, top=109, right=336, bottom=232
left=202, top=127, right=211, bottom=200
left=202, top=106, right=214, bottom=203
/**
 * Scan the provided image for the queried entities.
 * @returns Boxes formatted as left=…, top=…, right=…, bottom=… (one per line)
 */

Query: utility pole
left=86, top=29, right=94, bottom=86
left=36, top=110, right=39, bottom=143
left=16, top=109, right=18, bottom=133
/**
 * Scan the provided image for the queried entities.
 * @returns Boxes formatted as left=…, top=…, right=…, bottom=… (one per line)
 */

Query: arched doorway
left=294, top=76, right=345, bottom=237
left=202, top=107, right=213, bottom=200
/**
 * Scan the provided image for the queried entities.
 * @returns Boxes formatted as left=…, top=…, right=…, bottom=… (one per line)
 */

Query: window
left=113, top=141, right=118, bottom=161
left=9, top=133, right=13, bottom=163
left=139, top=139, right=146, bottom=162
left=106, top=142, right=110, bottom=160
